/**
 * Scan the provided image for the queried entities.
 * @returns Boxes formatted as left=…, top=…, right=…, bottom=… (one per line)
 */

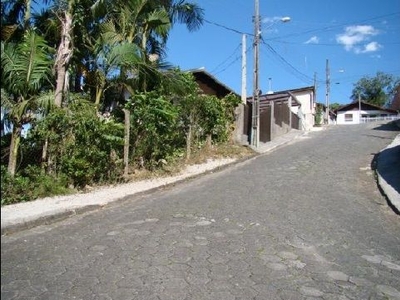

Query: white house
left=336, top=101, right=399, bottom=125
left=285, top=86, right=316, bottom=130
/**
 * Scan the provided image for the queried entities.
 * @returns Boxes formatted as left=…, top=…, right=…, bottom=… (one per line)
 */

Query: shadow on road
left=372, top=122, right=400, bottom=132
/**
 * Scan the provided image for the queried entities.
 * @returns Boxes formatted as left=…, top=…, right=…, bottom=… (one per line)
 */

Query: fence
left=243, top=101, right=302, bottom=144
left=360, top=115, right=400, bottom=123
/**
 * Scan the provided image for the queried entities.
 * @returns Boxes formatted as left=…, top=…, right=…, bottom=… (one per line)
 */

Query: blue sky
left=166, top=0, right=400, bottom=105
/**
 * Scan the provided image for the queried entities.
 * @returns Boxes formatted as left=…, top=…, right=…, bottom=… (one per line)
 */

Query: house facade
left=335, top=101, right=399, bottom=125
left=190, top=69, right=239, bottom=98
left=285, top=86, right=316, bottom=131
left=245, top=86, right=316, bottom=143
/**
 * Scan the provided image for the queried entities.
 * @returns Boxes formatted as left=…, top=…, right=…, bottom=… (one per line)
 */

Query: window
left=344, top=114, right=353, bottom=122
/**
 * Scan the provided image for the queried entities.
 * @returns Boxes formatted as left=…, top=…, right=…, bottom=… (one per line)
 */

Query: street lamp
left=251, top=4, right=291, bottom=148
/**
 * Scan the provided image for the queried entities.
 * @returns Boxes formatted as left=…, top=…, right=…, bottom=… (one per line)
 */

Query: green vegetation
left=314, top=105, right=323, bottom=125
left=1, top=1, right=252, bottom=205
left=351, top=72, right=400, bottom=107
left=329, top=103, right=341, bottom=111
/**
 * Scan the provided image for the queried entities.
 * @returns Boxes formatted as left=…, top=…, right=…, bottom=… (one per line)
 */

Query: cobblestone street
left=2, top=123, right=400, bottom=300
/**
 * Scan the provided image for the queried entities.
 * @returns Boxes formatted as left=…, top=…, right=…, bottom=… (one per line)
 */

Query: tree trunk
left=186, top=124, right=192, bottom=161
left=123, top=108, right=131, bottom=177
left=54, top=11, right=73, bottom=107
left=41, top=137, right=48, bottom=171
left=23, top=0, right=31, bottom=30
left=95, top=83, right=104, bottom=106
left=8, top=124, right=22, bottom=177
left=205, top=134, right=212, bottom=149
left=186, top=112, right=194, bottom=161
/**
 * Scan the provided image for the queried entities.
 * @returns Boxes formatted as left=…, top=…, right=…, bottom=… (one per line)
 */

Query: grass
left=1, top=142, right=256, bottom=205
left=127, top=142, right=256, bottom=182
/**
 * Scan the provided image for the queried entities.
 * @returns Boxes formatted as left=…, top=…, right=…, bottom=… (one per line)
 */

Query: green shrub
left=1, top=165, right=72, bottom=206
left=32, top=97, right=124, bottom=187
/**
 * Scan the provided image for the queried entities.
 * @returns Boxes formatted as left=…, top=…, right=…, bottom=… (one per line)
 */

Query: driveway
left=1, top=123, right=400, bottom=300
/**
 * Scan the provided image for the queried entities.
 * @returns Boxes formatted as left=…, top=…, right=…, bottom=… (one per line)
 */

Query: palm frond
left=107, top=42, right=143, bottom=67
left=9, top=98, right=30, bottom=123
left=146, top=8, right=171, bottom=41
left=1, top=30, right=53, bottom=98
left=34, top=91, right=55, bottom=116
left=1, top=88, right=14, bottom=109
left=171, top=1, right=204, bottom=31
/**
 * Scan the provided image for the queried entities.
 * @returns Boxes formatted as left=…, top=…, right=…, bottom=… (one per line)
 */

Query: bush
left=32, top=97, right=125, bottom=187
left=1, top=165, right=72, bottom=206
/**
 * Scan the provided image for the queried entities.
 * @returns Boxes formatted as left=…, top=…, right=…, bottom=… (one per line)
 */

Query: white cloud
left=362, top=41, right=382, bottom=53
left=304, top=36, right=319, bottom=44
left=336, top=25, right=381, bottom=54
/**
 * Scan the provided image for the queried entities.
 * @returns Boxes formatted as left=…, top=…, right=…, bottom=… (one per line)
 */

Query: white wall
left=336, top=109, right=395, bottom=124
left=291, top=91, right=315, bottom=130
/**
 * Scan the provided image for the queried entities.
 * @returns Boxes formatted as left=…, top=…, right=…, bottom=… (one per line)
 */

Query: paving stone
left=2, top=124, right=400, bottom=300
left=376, top=285, right=400, bottom=299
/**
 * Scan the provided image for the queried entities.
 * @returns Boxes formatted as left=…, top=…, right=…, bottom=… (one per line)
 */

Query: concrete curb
left=375, top=119, right=400, bottom=214
left=1, top=205, right=103, bottom=235
left=377, top=169, right=400, bottom=213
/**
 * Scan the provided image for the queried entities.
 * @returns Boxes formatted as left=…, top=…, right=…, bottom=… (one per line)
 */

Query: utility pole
left=358, top=93, right=362, bottom=124
left=325, top=59, right=330, bottom=124
left=251, top=0, right=260, bottom=147
left=313, top=72, right=317, bottom=104
left=241, top=34, right=247, bottom=104
left=234, top=34, right=247, bottom=145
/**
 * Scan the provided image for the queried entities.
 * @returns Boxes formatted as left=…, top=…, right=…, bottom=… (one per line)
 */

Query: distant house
left=245, top=86, right=316, bottom=143
left=284, top=86, right=316, bottom=131
left=335, top=101, right=399, bottom=125
left=390, top=85, right=400, bottom=111
left=190, top=68, right=239, bottom=98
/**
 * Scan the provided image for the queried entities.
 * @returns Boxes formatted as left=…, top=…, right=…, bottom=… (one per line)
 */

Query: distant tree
left=329, top=103, right=341, bottom=111
left=351, top=72, right=400, bottom=107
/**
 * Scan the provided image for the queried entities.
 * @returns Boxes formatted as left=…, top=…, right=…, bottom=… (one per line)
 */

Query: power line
left=273, top=40, right=400, bottom=46
left=211, top=44, right=252, bottom=76
left=265, top=12, right=400, bottom=41
left=212, top=55, right=242, bottom=76
left=204, top=19, right=252, bottom=36
left=204, top=12, right=400, bottom=84
left=205, top=12, right=400, bottom=42
left=210, top=43, right=242, bottom=73
left=260, top=41, right=316, bottom=84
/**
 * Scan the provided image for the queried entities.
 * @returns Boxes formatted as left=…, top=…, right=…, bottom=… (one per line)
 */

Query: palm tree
left=1, top=0, right=30, bottom=41
left=97, top=0, right=167, bottom=176
left=1, top=30, right=54, bottom=176
left=98, top=0, right=203, bottom=176
left=51, top=0, right=101, bottom=106
left=53, top=0, right=75, bottom=107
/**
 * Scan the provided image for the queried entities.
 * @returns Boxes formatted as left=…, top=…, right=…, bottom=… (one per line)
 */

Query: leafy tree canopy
left=351, top=72, right=400, bottom=107
left=329, top=103, right=341, bottom=111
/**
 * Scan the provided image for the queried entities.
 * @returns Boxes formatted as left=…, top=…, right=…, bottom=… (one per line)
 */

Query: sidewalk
left=375, top=120, right=400, bottom=213
left=1, top=126, right=398, bottom=235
